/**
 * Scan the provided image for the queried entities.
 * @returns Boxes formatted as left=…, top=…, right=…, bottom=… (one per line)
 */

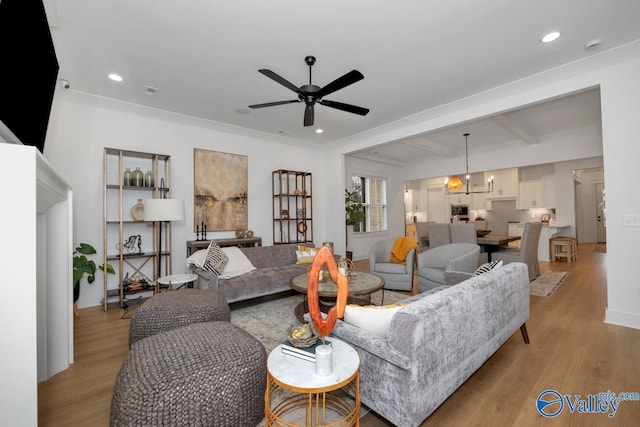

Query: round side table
left=156, top=273, right=198, bottom=292
left=265, top=337, right=360, bottom=426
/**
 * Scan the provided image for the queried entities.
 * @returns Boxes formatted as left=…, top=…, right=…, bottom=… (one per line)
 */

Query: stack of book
left=281, top=339, right=330, bottom=362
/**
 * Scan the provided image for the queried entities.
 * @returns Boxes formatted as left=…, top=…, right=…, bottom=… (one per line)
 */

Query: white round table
left=156, top=273, right=198, bottom=291
left=265, top=337, right=360, bottom=426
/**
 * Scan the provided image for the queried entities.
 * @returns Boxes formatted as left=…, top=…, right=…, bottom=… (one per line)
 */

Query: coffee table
left=290, top=272, right=385, bottom=322
left=265, top=336, right=360, bottom=426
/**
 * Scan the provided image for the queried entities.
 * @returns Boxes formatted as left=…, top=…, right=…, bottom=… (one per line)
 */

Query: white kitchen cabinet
left=470, top=186, right=491, bottom=210
left=485, top=168, right=518, bottom=198
left=509, top=223, right=524, bottom=237
left=518, top=180, right=545, bottom=209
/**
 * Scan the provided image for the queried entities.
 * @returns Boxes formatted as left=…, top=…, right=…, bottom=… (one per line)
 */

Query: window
left=352, top=175, right=387, bottom=232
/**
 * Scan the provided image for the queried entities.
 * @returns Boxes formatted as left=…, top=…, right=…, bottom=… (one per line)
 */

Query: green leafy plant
left=345, top=189, right=364, bottom=226
left=73, top=243, right=115, bottom=291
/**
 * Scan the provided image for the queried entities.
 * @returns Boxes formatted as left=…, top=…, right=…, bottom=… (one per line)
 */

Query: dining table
left=476, top=234, right=521, bottom=261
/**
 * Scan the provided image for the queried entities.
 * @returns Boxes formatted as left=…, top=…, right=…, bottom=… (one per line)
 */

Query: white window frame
left=352, top=175, right=387, bottom=233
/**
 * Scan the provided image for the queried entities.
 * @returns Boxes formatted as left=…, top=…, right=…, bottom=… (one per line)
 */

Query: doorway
left=595, top=182, right=606, bottom=243
left=574, top=168, right=605, bottom=243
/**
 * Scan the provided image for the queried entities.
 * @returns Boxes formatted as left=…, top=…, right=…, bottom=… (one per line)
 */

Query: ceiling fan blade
left=304, top=104, right=314, bottom=126
left=248, top=100, right=300, bottom=109
left=316, top=70, right=364, bottom=98
left=319, top=100, right=369, bottom=116
left=258, top=69, right=300, bottom=93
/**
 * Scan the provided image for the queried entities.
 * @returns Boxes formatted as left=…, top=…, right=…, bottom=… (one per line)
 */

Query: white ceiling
left=46, top=0, right=640, bottom=161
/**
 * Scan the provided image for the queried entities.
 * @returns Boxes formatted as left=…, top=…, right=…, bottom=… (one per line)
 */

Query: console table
left=186, top=237, right=262, bottom=256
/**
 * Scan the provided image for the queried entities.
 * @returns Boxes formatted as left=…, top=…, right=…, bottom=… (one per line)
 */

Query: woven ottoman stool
left=129, top=289, right=230, bottom=345
left=111, top=321, right=267, bottom=427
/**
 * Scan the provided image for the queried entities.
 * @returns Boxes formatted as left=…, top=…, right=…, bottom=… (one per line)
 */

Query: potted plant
left=73, top=243, right=115, bottom=303
left=345, top=189, right=365, bottom=259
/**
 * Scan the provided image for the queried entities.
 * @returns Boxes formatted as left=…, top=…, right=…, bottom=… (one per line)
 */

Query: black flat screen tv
left=0, top=0, right=59, bottom=153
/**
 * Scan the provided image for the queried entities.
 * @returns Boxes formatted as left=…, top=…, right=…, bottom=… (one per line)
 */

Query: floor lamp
left=144, top=198, right=184, bottom=289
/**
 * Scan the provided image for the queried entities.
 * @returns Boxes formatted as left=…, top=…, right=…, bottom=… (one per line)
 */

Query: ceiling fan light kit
left=445, top=133, right=494, bottom=195
left=248, top=56, right=369, bottom=127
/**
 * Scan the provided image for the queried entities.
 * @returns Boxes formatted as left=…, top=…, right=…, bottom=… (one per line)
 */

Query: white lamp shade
left=143, top=199, right=184, bottom=222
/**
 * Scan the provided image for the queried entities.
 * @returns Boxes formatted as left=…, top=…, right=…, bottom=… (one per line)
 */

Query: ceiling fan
left=248, top=56, right=369, bottom=127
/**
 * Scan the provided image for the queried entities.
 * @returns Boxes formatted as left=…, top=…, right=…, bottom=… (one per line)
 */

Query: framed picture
left=194, top=149, right=248, bottom=231
left=541, top=214, right=550, bottom=223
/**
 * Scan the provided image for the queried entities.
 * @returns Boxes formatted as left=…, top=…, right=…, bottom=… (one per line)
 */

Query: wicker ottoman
left=111, top=321, right=267, bottom=426
left=129, top=289, right=230, bottom=345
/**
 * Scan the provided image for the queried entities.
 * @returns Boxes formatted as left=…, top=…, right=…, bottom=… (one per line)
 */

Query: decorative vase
left=132, top=167, right=144, bottom=187
left=123, top=168, right=132, bottom=186
left=131, top=199, right=145, bottom=221
left=144, top=170, right=154, bottom=188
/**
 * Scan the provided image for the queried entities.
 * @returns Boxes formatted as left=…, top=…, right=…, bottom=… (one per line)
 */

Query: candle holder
left=315, top=340, right=333, bottom=376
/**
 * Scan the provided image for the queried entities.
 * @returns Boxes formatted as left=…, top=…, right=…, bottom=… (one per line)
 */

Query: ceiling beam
left=346, top=152, right=406, bottom=167
left=402, top=136, right=459, bottom=157
left=491, top=114, right=539, bottom=145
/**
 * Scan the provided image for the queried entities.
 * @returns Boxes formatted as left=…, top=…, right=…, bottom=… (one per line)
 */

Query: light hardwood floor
left=39, top=244, right=640, bottom=426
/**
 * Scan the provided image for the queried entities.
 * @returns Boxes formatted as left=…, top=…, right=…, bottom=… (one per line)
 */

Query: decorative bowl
left=476, top=229, right=491, bottom=238
left=286, top=324, right=319, bottom=348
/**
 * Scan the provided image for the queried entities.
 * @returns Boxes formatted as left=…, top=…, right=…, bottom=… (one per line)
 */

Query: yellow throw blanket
left=389, top=237, right=419, bottom=264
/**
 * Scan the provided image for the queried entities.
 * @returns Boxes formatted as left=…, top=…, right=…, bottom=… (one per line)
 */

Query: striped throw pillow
left=203, top=241, right=229, bottom=275
left=473, top=260, right=503, bottom=275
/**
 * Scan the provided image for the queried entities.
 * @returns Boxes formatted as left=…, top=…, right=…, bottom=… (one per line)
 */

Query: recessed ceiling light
left=108, top=73, right=123, bottom=82
left=315, top=129, right=323, bottom=134
left=541, top=31, right=561, bottom=43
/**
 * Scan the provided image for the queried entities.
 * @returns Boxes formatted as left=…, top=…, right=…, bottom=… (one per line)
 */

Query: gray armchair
left=492, top=222, right=542, bottom=281
left=417, top=243, right=480, bottom=291
left=369, top=239, right=416, bottom=291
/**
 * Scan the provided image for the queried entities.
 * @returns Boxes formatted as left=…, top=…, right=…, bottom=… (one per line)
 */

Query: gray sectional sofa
left=189, top=244, right=308, bottom=303
left=328, top=262, right=530, bottom=427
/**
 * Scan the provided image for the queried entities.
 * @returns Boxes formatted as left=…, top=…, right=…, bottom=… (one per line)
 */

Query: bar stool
left=550, top=237, right=577, bottom=262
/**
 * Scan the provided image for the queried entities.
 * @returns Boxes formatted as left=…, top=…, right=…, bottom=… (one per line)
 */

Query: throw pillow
left=185, top=249, right=208, bottom=268
left=296, top=244, right=318, bottom=264
left=343, top=303, right=407, bottom=338
left=218, top=247, right=257, bottom=278
left=202, top=241, right=229, bottom=275
left=473, top=260, right=504, bottom=276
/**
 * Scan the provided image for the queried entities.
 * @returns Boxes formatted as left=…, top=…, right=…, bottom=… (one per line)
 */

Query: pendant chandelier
left=445, top=133, right=494, bottom=195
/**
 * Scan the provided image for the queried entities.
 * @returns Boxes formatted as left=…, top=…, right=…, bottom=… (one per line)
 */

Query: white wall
left=44, top=93, right=332, bottom=308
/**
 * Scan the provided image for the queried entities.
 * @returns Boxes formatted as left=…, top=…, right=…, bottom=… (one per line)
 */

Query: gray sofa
left=329, top=262, right=530, bottom=427
left=189, top=244, right=308, bottom=303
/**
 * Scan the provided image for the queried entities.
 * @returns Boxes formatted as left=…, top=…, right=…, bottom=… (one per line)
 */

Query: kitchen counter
left=539, top=223, right=570, bottom=261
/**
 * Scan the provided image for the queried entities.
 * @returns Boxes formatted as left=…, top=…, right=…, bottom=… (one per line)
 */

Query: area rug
left=230, top=289, right=409, bottom=352
left=230, top=290, right=409, bottom=426
left=530, top=271, right=568, bottom=297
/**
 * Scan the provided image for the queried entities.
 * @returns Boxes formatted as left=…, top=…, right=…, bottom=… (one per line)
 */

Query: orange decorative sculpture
left=307, top=245, right=349, bottom=337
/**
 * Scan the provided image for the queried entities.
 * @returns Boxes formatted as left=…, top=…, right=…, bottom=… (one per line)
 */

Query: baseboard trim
left=604, top=308, right=640, bottom=330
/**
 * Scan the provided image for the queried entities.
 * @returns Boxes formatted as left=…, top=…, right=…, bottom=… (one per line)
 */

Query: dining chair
left=414, top=222, right=433, bottom=252
left=486, top=220, right=509, bottom=236
left=426, top=223, right=450, bottom=248
left=449, top=223, right=477, bottom=244
left=491, top=222, right=543, bottom=281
